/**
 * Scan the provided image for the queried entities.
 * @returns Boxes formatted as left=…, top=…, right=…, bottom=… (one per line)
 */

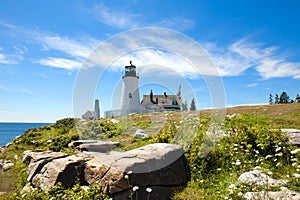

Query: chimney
left=156, top=97, right=158, bottom=104
left=164, top=92, right=167, bottom=97
left=150, top=90, right=156, bottom=104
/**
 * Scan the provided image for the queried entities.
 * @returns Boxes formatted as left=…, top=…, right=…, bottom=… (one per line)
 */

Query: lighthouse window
left=129, top=93, right=132, bottom=99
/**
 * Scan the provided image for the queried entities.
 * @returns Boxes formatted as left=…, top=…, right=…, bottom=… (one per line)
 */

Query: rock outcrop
left=68, top=140, right=119, bottom=152
left=26, top=143, right=189, bottom=200
left=238, top=170, right=287, bottom=187
left=244, top=190, right=300, bottom=200
left=134, top=129, right=148, bottom=138
left=0, top=159, right=14, bottom=171
left=282, top=129, right=300, bottom=145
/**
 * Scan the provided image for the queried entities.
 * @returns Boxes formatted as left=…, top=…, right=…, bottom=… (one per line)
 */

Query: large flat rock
left=27, top=143, right=189, bottom=200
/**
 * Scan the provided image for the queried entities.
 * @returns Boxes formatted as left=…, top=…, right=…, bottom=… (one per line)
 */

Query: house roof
left=82, top=110, right=95, bottom=119
left=141, top=95, right=178, bottom=106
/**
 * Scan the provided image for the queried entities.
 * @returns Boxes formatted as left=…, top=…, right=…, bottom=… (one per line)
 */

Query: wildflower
left=146, top=187, right=152, bottom=193
left=234, top=143, right=238, bottom=147
left=254, top=150, right=259, bottom=154
left=235, top=160, right=241, bottom=166
left=234, top=148, right=238, bottom=151
left=124, top=175, right=129, bottom=179
left=132, top=186, right=139, bottom=191
left=244, top=149, right=249, bottom=153
left=275, top=147, right=282, bottom=152
left=228, top=184, right=236, bottom=189
left=237, top=192, right=243, bottom=197
left=276, top=162, right=282, bottom=167
left=199, top=180, right=204, bottom=183
left=267, top=171, right=273, bottom=175
left=292, top=163, right=297, bottom=166
left=280, top=186, right=288, bottom=191
left=275, top=152, right=283, bottom=157
left=291, top=158, right=297, bottom=162
left=291, top=149, right=300, bottom=154
left=217, top=168, right=221, bottom=171
left=293, top=173, right=300, bottom=178
left=274, top=158, right=278, bottom=162
left=265, top=155, right=272, bottom=159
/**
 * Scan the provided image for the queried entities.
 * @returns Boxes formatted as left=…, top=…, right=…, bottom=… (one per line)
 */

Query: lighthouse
left=120, top=61, right=141, bottom=115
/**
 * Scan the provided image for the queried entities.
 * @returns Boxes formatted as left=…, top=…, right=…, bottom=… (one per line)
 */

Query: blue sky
left=0, top=0, right=299, bottom=122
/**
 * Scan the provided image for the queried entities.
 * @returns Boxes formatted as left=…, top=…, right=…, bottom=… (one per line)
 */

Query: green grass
left=1, top=104, right=300, bottom=199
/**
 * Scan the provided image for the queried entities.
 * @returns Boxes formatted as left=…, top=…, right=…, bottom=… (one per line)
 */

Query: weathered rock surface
left=134, top=129, right=148, bottom=138
left=85, top=143, right=188, bottom=199
left=244, top=190, right=300, bottom=200
left=68, top=140, right=119, bottom=152
left=68, top=140, right=101, bottom=148
left=26, top=143, right=189, bottom=199
left=79, top=141, right=119, bottom=152
left=238, top=170, right=287, bottom=187
left=281, top=129, right=300, bottom=145
left=31, top=154, right=87, bottom=190
left=25, top=151, right=68, bottom=183
left=0, top=159, right=14, bottom=171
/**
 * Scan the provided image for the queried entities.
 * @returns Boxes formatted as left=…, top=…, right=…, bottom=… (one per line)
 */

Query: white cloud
left=204, top=38, right=300, bottom=79
left=38, top=57, right=83, bottom=70
left=246, top=83, right=258, bottom=88
left=85, top=28, right=219, bottom=78
left=20, top=88, right=38, bottom=96
left=0, top=21, right=100, bottom=70
left=91, top=4, right=140, bottom=29
left=88, top=3, right=194, bottom=31
left=256, top=58, right=300, bottom=79
left=0, top=47, right=18, bottom=64
left=37, top=35, right=96, bottom=58
left=154, top=18, right=195, bottom=31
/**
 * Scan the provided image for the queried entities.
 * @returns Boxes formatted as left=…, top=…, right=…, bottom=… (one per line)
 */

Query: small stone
left=134, top=129, right=148, bottom=138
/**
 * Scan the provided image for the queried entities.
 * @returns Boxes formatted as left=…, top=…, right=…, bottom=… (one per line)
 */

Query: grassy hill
left=0, top=103, right=300, bottom=199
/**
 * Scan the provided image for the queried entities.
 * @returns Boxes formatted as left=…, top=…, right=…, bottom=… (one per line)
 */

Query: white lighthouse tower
left=120, top=61, right=141, bottom=115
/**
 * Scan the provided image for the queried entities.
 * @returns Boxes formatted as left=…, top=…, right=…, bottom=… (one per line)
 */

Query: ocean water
left=0, top=122, right=51, bottom=146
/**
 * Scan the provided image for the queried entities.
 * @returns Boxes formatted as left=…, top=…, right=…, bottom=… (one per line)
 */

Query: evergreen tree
left=275, top=94, right=279, bottom=104
left=182, top=100, right=188, bottom=111
left=190, top=98, right=196, bottom=111
left=269, top=94, right=273, bottom=105
left=279, top=91, right=289, bottom=104
left=296, top=94, right=300, bottom=103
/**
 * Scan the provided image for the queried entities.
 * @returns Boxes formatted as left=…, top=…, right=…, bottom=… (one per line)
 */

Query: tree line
left=182, top=98, right=197, bottom=111
left=269, top=91, right=300, bottom=104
